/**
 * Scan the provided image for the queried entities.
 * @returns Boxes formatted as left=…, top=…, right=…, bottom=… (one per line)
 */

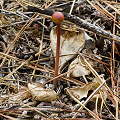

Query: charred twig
left=27, top=6, right=120, bottom=50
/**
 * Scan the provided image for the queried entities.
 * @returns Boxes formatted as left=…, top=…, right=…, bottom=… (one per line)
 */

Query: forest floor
left=0, top=0, right=119, bottom=120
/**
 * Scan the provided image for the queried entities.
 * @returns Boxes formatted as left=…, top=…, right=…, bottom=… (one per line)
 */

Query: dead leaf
left=50, top=26, right=85, bottom=72
left=8, top=86, right=31, bottom=104
left=84, top=32, right=95, bottom=49
left=67, top=56, right=93, bottom=77
left=5, top=2, right=19, bottom=11
left=85, top=39, right=95, bottom=49
left=28, top=83, right=57, bottom=102
left=92, top=74, right=107, bottom=102
left=66, top=82, right=95, bottom=100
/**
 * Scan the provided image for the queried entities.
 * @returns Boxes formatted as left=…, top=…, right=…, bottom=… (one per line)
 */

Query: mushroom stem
left=54, top=24, right=60, bottom=86
left=52, top=11, right=64, bottom=87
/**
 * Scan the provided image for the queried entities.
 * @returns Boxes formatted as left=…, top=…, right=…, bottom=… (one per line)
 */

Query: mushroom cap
left=52, top=12, right=64, bottom=24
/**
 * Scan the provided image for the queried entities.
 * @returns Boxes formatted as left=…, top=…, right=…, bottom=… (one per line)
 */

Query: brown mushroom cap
left=52, top=12, right=64, bottom=24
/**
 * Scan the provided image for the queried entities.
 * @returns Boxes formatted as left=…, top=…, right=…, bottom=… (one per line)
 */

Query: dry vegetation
left=0, top=0, right=120, bottom=120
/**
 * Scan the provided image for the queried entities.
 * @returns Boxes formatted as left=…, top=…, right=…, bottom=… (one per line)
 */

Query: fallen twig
left=27, top=6, right=120, bottom=50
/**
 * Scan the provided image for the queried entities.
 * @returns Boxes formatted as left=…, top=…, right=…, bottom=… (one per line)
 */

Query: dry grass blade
left=0, top=0, right=119, bottom=119
left=0, top=113, right=18, bottom=120
left=0, top=13, right=38, bottom=67
left=0, top=52, right=21, bottom=61
left=43, top=64, right=88, bottom=85
left=99, top=91, right=115, bottom=119
left=103, top=0, right=120, bottom=16
left=66, top=89, right=101, bottom=120
left=20, top=0, right=43, bottom=10
left=32, top=63, right=85, bottom=86
left=44, top=0, right=57, bottom=9
left=79, top=54, right=116, bottom=103
left=22, top=103, right=50, bottom=118
left=87, top=0, right=114, bottom=20
left=80, top=54, right=116, bottom=97
left=15, top=0, right=27, bottom=9
left=69, top=0, right=76, bottom=14
left=94, top=0, right=115, bottom=19
left=72, top=78, right=107, bottom=118
left=111, top=1, right=117, bottom=90
left=104, top=1, right=120, bottom=5
left=0, top=72, right=52, bottom=79
left=30, top=16, right=45, bottom=81
left=115, top=76, right=119, bottom=120
left=0, top=46, right=50, bottom=82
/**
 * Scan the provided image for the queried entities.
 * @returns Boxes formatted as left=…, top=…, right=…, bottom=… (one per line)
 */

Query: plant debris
left=0, top=0, right=120, bottom=120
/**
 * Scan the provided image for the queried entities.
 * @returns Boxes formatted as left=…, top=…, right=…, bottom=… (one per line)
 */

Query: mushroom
left=52, top=12, right=64, bottom=87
